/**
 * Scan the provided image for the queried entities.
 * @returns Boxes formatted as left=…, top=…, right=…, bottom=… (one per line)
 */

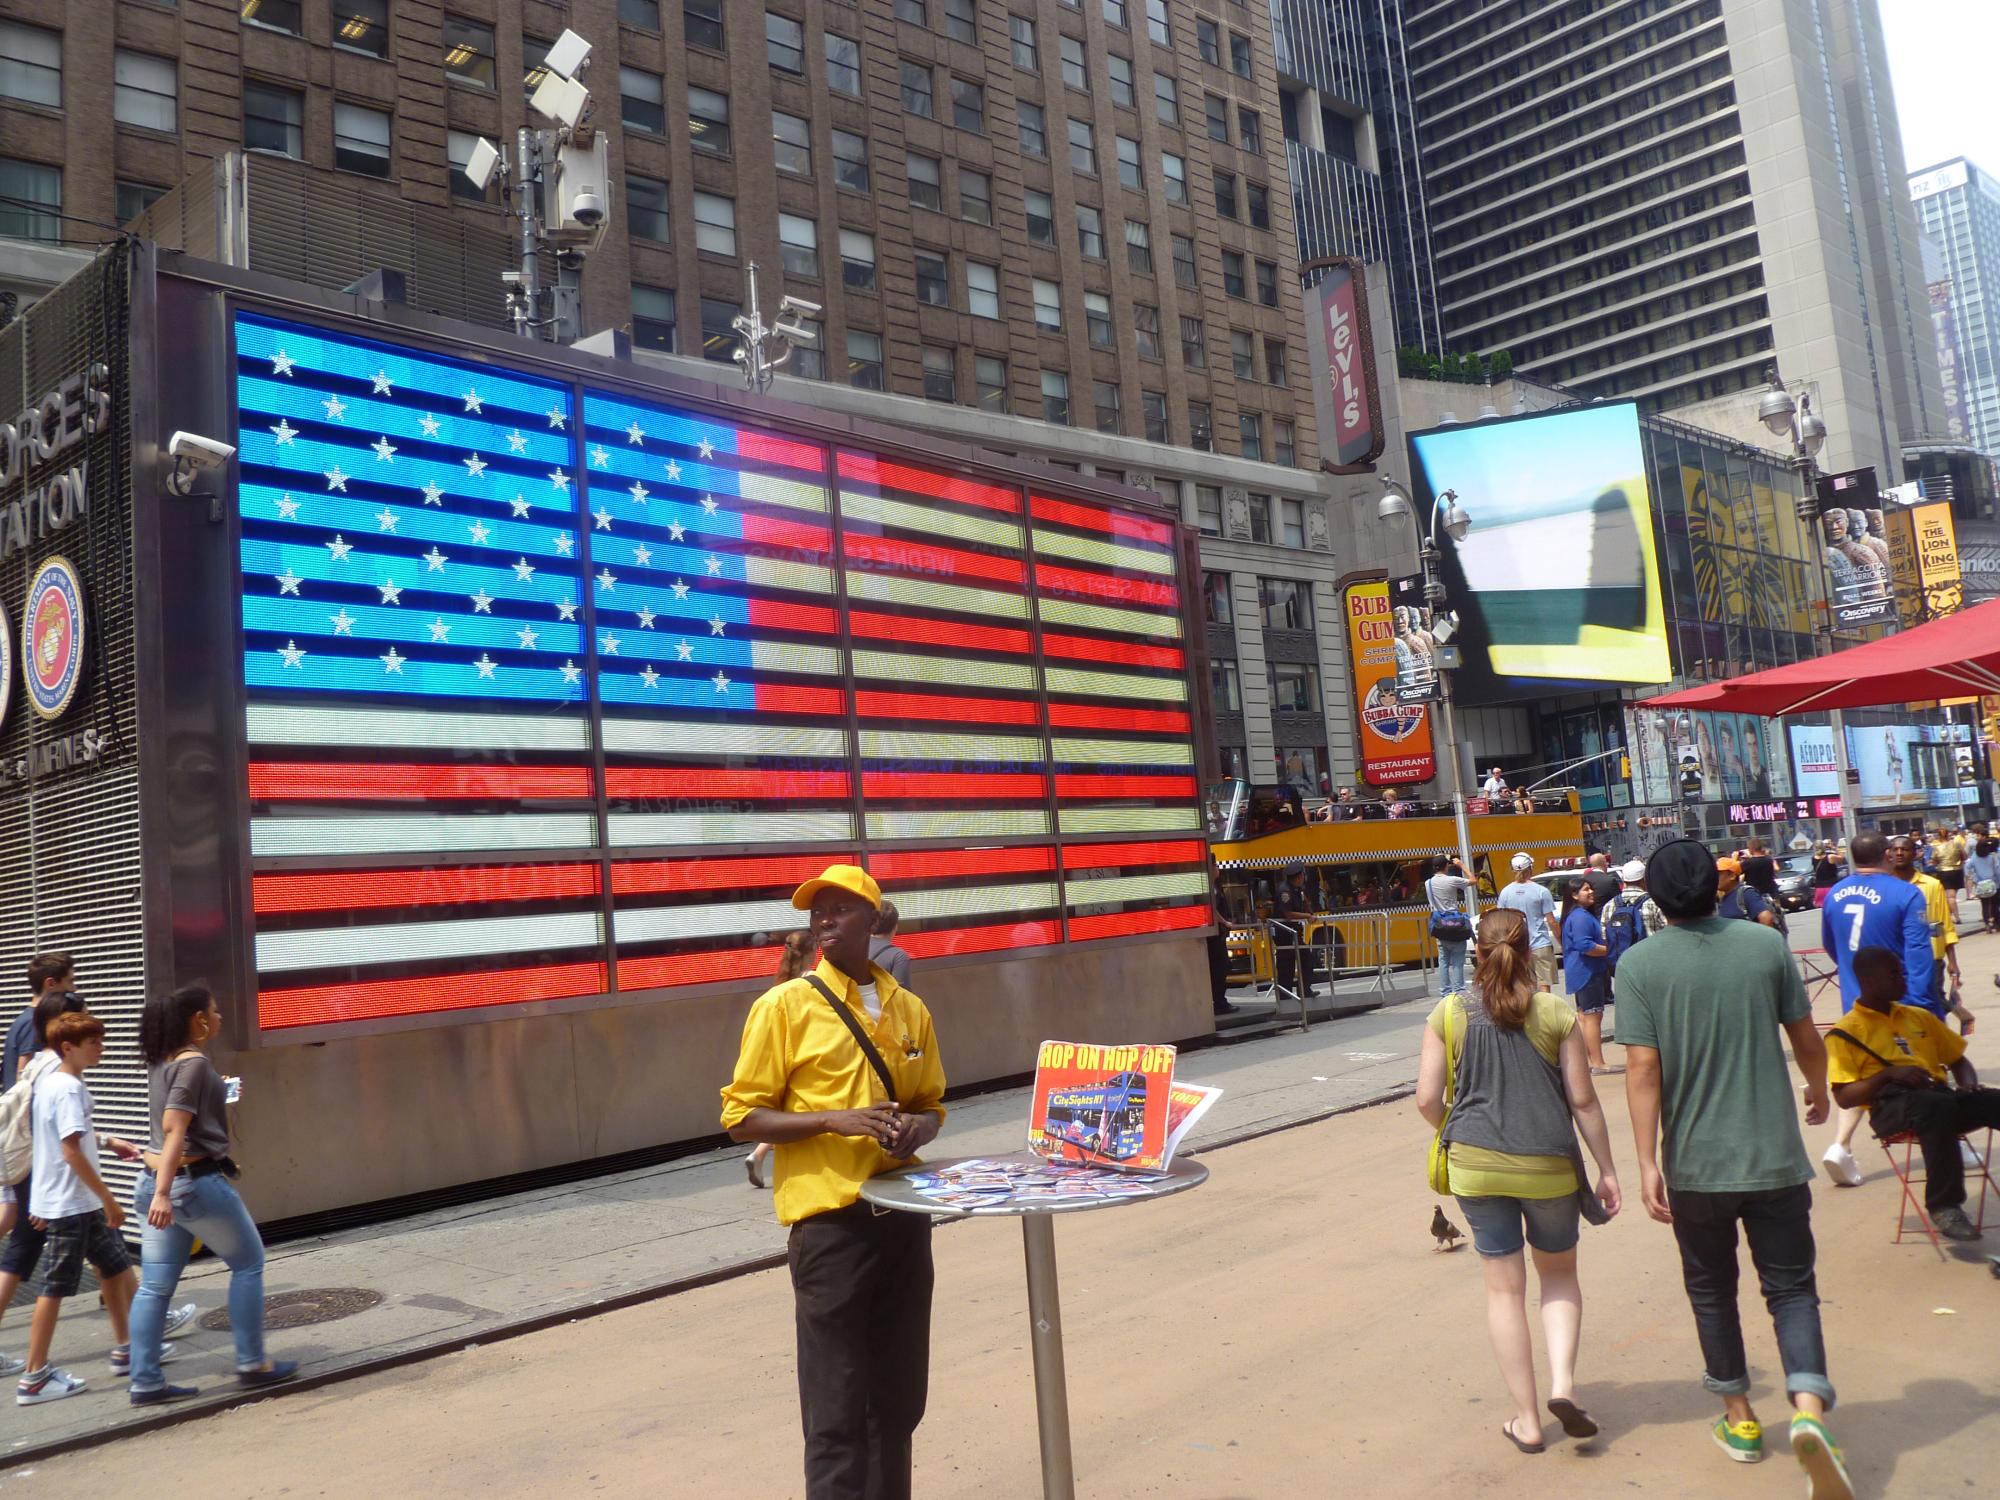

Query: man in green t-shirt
left=1615, top=840, right=1851, bottom=1500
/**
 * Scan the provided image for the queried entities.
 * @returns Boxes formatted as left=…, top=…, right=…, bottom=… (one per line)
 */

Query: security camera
left=570, top=189, right=605, bottom=227
left=778, top=295, right=823, bottom=320
left=170, top=431, right=235, bottom=471
left=773, top=315, right=817, bottom=344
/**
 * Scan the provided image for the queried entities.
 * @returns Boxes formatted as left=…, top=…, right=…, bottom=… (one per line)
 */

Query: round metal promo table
left=861, top=1151, right=1209, bottom=1500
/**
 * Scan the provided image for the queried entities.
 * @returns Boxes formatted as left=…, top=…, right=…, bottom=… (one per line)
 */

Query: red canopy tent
left=1641, top=596, right=2000, bottom=715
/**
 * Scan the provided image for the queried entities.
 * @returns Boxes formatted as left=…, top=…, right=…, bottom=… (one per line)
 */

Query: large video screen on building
left=232, top=313, right=1205, bottom=1031
left=1409, top=403, right=1672, bottom=690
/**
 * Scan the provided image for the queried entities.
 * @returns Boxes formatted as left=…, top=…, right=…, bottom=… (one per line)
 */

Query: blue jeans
left=129, top=1169, right=268, bottom=1391
left=1438, top=939, right=1467, bottom=995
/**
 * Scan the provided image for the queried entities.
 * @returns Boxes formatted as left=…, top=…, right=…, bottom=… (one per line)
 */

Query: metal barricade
left=1263, top=918, right=1312, bottom=1031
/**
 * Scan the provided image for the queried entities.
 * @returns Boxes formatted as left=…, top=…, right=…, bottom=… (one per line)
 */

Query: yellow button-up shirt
left=1912, top=872, right=1959, bottom=960
left=1826, top=1001, right=1966, bottom=1088
left=720, top=957, right=947, bottom=1226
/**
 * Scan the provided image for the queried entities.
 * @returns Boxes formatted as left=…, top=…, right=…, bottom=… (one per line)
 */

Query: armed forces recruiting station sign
left=23, top=555, right=87, bottom=720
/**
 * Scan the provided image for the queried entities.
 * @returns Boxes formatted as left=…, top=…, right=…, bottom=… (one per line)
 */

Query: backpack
left=1602, top=896, right=1645, bottom=972
left=0, top=1052, right=55, bottom=1187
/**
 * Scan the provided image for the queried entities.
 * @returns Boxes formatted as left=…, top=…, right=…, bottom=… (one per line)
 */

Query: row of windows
left=1209, top=660, right=1322, bottom=715
left=0, top=22, right=179, bottom=132
left=1203, top=573, right=1316, bottom=630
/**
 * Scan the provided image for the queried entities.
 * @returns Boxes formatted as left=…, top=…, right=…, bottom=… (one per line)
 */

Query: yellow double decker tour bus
left=1208, top=782, right=1586, bottom=987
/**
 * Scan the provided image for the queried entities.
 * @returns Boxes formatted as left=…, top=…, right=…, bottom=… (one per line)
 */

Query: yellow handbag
left=1427, top=994, right=1464, bottom=1195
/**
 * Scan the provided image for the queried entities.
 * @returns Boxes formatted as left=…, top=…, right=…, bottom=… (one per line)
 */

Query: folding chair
left=1880, top=1128, right=1997, bottom=1261
left=1791, top=948, right=1843, bottom=1031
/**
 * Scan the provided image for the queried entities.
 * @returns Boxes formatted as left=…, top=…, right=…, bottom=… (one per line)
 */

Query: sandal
left=1547, top=1397, right=1599, bottom=1439
left=1500, top=1419, right=1545, bottom=1454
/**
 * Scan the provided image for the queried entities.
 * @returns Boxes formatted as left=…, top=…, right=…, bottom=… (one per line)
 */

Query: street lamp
left=1378, top=476, right=1478, bottom=883
left=1755, top=367, right=1857, bottom=843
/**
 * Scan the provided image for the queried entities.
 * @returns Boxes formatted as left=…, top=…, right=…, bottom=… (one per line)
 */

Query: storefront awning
left=1640, top=596, right=2000, bottom=716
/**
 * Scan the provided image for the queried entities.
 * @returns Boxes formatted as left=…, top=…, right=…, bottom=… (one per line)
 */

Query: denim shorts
left=1454, top=1192, right=1581, bottom=1257
left=1572, top=973, right=1611, bottom=1014
left=34, top=1209, right=132, bottom=1298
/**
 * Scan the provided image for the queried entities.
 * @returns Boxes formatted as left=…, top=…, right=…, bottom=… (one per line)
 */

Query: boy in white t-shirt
left=17, top=1011, right=146, bottom=1406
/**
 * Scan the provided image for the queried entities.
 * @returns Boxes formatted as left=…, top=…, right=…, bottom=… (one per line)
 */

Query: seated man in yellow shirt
left=721, top=864, right=947, bottom=1500
left=1826, top=947, right=2000, bottom=1243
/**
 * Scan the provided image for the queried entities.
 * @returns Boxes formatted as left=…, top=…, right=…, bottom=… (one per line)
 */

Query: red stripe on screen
left=855, top=690, right=1041, bottom=725
left=611, top=853, right=858, bottom=896
left=1054, top=773, right=1200, bottom=799
left=1039, top=633, right=1185, bottom=670
left=742, top=514, right=834, bottom=553
left=837, top=452, right=1020, bottom=514
left=862, top=770, right=1049, bottom=800
left=258, top=960, right=607, bottom=1029
left=747, top=598, right=840, bottom=635
left=253, top=863, right=602, bottom=914
left=1046, top=703, right=1191, bottom=734
left=735, top=432, right=824, bottom=472
left=899, top=919, right=1063, bottom=959
left=867, top=846, right=1058, bottom=881
left=1059, top=840, right=1207, bottom=870
left=1066, top=906, right=1210, bottom=942
left=605, top=767, right=850, bottom=800
left=1029, top=495, right=1177, bottom=545
left=616, top=946, right=787, bottom=990
left=848, top=611, right=1031, bottom=655
left=247, top=762, right=592, bottom=801
left=755, top=683, right=848, bottom=715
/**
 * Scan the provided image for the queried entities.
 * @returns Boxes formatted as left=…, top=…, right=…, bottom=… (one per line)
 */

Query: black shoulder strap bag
left=1826, top=1027, right=1956, bottom=1140
left=803, top=974, right=901, bottom=1106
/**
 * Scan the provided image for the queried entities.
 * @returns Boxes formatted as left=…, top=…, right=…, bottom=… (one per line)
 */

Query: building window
left=116, top=180, right=166, bottom=224
left=1011, top=15, right=1039, bottom=71
left=1173, top=234, right=1198, bottom=287
left=944, top=0, right=978, bottom=43
left=243, top=83, right=304, bottom=158
left=833, top=129, right=870, bottom=192
left=1026, top=189, right=1056, bottom=245
left=779, top=213, right=820, bottom=279
left=1205, top=94, right=1230, bottom=143
left=1077, top=204, right=1105, bottom=259
left=447, top=132, right=490, bottom=201
left=1180, top=316, right=1207, bottom=369
left=631, top=285, right=676, bottom=352
left=1238, top=107, right=1263, bottom=154
left=1197, top=18, right=1222, bottom=65
left=915, top=249, right=950, bottom=306
left=1042, top=369, right=1072, bottom=424
left=1154, top=72, right=1179, bottom=124
left=1142, top=389, right=1168, bottom=442
left=923, top=346, right=957, bottom=403
left=1133, top=303, right=1161, bottom=359
left=243, top=0, right=303, bottom=34
left=1210, top=660, right=1242, bottom=712
left=1269, top=664, right=1321, bottom=713
left=769, top=14, right=806, bottom=74
left=693, top=191, right=736, bottom=256
left=1093, top=380, right=1122, bottom=434
left=840, top=229, right=877, bottom=291
left=951, top=76, right=985, bottom=132
left=1264, top=338, right=1288, bottom=386
left=1162, top=152, right=1187, bottom=203
left=1238, top=412, right=1264, bottom=462
left=976, top=356, right=1009, bottom=412
left=621, top=0, right=662, bottom=26
left=791, top=331, right=827, bottom=383
left=701, top=297, right=740, bottom=363
left=1060, top=35, right=1088, bottom=92
left=443, top=15, right=496, bottom=89
left=967, top=261, right=1001, bottom=318
left=1203, top=570, right=1233, bottom=623
left=1229, top=32, right=1253, bottom=78
left=907, top=153, right=943, bottom=211
left=902, top=61, right=935, bottom=118
left=621, top=67, right=665, bottom=134
left=1196, top=489, right=1223, bottom=538
left=1189, top=400, right=1213, bottom=451
left=1145, top=0, right=1171, bottom=46
left=626, top=175, right=670, bottom=240
left=1068, top=118, right=1097, bottom=174
left=774, top=112, right=812, bottom=176
left=1274, top=418, right=1297, bottom=467
left=1247, top=181, right=1270, bottom=230
left=1247, top=491, right=1270, bottom=541
left=334, top=101, right=392, bottom=177
left=1116, top=136, right=1143, bottom=190
left=1108, top=55, right=1135, bottom=108
left=1085, top=292, right=1114, bottom=349
left=896, top=0, right=928, bottom=22
left=0, top=160, right=60, bottom=242
left=523, top=37, right=554, bottom=97
left=1125, top=219, right=1153, bottom=274
left=824, top=33, right=863, bottom=94
left=1213, top=170, right=1237, bottom=218
left=332, top=0, right=389, bottom=53
left=1280, top=498, right=1305, bottom=547
left=1222, top=250, right=1246, bottom=297
left=1103, top=0, right=1130, bottom=29
left=114, top=52, right=178, bottom=133
left=1033, top=278, right=1063, bottom=332
left=688, top=87, right=730, bottom=154
left=1018, top=101, right=1049, bottom=157
left=1256, top=259, right=1279, bottom=307
left=0, top=22, right=61, bottom=108
left=960, top=168, right=992, bottom=224
left=1230, top=329, right=1255, bottom=380
left=683, top=0, right=724, bottom=51
left=849, top=330, right=885, bottom=389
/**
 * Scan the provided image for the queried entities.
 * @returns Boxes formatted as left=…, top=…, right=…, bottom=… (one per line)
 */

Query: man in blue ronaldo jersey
left=1817, top=830, right=1931, bottom=1186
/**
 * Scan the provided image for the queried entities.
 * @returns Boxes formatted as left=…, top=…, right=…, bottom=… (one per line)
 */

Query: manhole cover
left=199, top=1287, right=384, bottom=1332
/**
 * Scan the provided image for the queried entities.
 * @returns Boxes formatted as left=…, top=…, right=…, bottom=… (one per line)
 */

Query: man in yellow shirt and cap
left=721, top=864, right=947, bottom=1500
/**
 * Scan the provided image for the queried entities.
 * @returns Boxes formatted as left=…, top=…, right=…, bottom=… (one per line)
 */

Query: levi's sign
left=1311, top=260, right=1382, bottom=471
left=0, top=363, right=110, bottom=563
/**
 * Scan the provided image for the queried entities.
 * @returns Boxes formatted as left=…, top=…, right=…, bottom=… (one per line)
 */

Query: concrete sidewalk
left=3, top=971, right=1434, bottom=1465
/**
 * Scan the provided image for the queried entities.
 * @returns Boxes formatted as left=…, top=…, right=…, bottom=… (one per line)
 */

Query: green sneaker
left=1789, top=1414, right=1855, bottom=1500
left=1712, top=1415, right=1764, bottom=1463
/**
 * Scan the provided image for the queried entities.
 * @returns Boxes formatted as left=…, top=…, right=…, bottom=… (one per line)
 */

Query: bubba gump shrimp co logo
left=1360, top=679, right=1426, bottom=743
left=23, top=556, right=86, bottom=721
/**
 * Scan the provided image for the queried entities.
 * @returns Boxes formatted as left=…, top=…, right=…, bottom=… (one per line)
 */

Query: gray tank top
left=1439, top=988, right=1575, bottom=1161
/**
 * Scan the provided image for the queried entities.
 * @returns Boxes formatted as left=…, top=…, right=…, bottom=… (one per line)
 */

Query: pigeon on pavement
left=1431, top=1204, right=1466, bottom=1252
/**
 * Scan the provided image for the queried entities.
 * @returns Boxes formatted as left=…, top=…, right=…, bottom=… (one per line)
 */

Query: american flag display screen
left=234, top=312, right=1205, bottom=1030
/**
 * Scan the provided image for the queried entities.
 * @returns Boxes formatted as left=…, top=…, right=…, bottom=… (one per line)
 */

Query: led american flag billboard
left=234, top=312, right=1206, bottom=1031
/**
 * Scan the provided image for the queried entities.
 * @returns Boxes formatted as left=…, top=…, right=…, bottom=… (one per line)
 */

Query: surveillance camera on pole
left=497, top=27, right=601, bottom=340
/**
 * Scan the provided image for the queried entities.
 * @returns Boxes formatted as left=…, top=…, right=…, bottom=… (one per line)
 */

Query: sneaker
left=236, top=1359, right=299, bottom=1390
left=1789, top=1414, right=1855, bottom=1500
left=1712, top=1415, right=1764, bottom=1463
left=129, top=1382, right=200, bottom=1407
left=1932, top=1206, right=1983, bottom=1242
left=162, top=1301, right=200, bottom=1338
left=16, top=1366, right=87, bottom=1405
left=108, top=1343, right=182, bottom=1378
left=0, top=1354, right=24, bottom=1378
left=1820, top=1142, right=1864, bottom=1188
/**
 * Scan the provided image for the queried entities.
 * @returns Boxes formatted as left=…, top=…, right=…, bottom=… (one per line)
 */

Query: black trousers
left=1873, top=1084, right=2000, bottom=1212
left=789, top=1203, right=935, bottom=1500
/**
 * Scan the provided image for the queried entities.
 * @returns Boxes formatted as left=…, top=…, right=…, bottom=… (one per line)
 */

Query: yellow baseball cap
left=791, top=863, right=881, bottom=911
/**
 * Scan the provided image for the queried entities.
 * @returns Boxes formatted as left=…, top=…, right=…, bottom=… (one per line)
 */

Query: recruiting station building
left=0, top=247, right=1217, bottom=1225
